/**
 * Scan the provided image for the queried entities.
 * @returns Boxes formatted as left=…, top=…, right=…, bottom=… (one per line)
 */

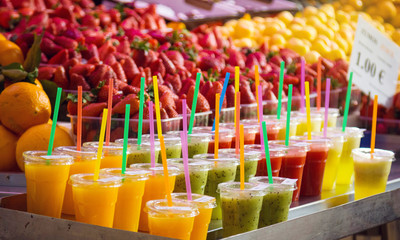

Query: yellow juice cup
left=310, top=107, right=340, bottom=129
left=352, top=148, right=394, bottom=200
left=263, top=115, right=299, bottom=140
left=24, top=151, right=73, bottom=218
left=83, top=142, right=129, bottom=168
left=130, top=163, right=181, bottom=232
left=292, top=111, right=323, bottom=136
left=145, top=199, right=199, bottom=240
left=70, top=173, right=122, bottom=227
left=172, top=193, right=217, bottom=240
left=100, top=168, right=150, bottom=232
left=55, top=146, right=97, bottom=215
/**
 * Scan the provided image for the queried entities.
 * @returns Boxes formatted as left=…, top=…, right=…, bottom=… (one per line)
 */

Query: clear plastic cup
left=352, top=148, right=395, bottom=200
left=99, top=168, right=150, bottom=231
left=249, top=176, right=297, bottom=227
left=82, top=142, right=129, bottom=168
left=218, top=182, right=265, bottom=237
left=165, top=131, right=212, bottom=158
left=69, top=173, right=122, bottom=227
left=54, top=146, right=97, bottom=215
left=263, top=115, right=299, bottom=140
left=241, top=119, right=283, bottom=143
left=220, top=123, right=259, bottom=146
left=167, top=158, right=213, bottom=194
left=244, top=144, right=286, bottom=177
left=130, top=163, right=181, bottom=232
left=24, top=151, right=73, bottom=218
left=291, top=111, right=323, bottom=136
left=192, top=126, right=235, bottom=153
left=217, top=148, right=261, bottom=182
left=192, top=153, right=238, bottom=220
left=310, top=107, right=340, bottom=129
left=145, top=199, right=199, bottom=240
left=114, top=138, right=161, bottom=164
left=171, top=193, right=216, bottom=240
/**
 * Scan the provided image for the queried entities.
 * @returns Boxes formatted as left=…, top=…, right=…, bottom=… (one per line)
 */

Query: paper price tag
left=348, top=15, right=400, bottom=107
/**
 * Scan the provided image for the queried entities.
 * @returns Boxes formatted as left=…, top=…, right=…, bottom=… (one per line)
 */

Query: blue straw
left=212, top=72, right=230, bottom=131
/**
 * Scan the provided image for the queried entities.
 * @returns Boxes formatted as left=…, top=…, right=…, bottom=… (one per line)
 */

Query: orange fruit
left=0, top=82, right=51, bottom=135
left=15, top=123, right=74, bottom=171
left=0, top=125, right=19, bottom=171
left=0, top=40, right=24, bottom=66
left=0, top=33, right=6, bottom=41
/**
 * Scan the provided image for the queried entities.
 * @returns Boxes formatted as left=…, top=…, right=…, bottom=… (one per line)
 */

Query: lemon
left=242, top=13, right=251, bottom=20
left=272, top=19, right=286, bottom=29
left=336, top=10, right=350, bottom=24
left=263, top=23, right=282, bottom=36
left=225, top=19, right=237, bottom=28
left=304, top=6, right=319, bottom=17
left=391, top=15, right=400, bottom=28
left=306, top=16, right=323, bottom=26
left=253, top=17, right=265, bottom=24
left=295, top=12, right=303, bottom=18
left=302, top=39, right=312, bottom=47
left=317, top=11, right=328, bottom=23
left=312, top=39, right=331, bottom=58
left=316, top=35, right=332, bottom=46
left=320, top=4, right=336, bottom=18
left=270, top=34, right=286, bottom=47
left=291, top=17, right=306, bottom=26
left=277, top=28, right=293, bottom=39
left=377, top=1, right=396, bottom=21
left=316, top=25, right=334, bottom=39
left=286, top=37, right=309, bottom=56
left=277, top=11, right=294, bottom=25
left=289, top=23, right=303, bottom=34
left=335, top=34, right=350, bottom=54
left=342, top=5, right=355, bottom=13
left=328, top=48, right=346, bottom=61
left=304, top=51, right=321, bottom=64
left=234, top=19, right=255, bottom=38
left=292, top=25, right=317, bottom=41
left=233, top=38, right=253, bottom=48
left=255, top=36, right=270, bottom=46
left=326, top=19, right=340, bottom=32
left=348, top=0, right=363, bottom=10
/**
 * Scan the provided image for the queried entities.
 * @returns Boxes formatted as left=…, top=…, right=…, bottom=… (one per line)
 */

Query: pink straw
left=183, top=100, right=188, bottom=135
left=323, top=78, right=331, bottom=138
left=300, top=59, right=305, bottom=113
left=149, top=101, right=156, bottom=168
left=258, top=85, right=264, bottom=151
left=180, top=131, right=192, bottom=200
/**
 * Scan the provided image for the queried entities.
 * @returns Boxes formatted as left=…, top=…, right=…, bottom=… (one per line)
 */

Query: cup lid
left=311, top=131, right=346, bottom=142
left=54, top=146, right=98, bottom=160
left=217, top=148, right=261, bottom=161
left=263, top=115, right=300, bottom=125
left=249, top=176, right=297, bottom=191
left=115, top=138, right=161, bottom=150
left=218, top=182, right=267, bottom=196
left=290, top=136, right=332, bottom=149
left=310, top=107, right=340, bottom=116
left=129, top=163, right=181, bottom=176
left=269, top=140, right=310, bottom=152
left=164, top=131, right=212, bottom=142
left=192, top=126, right=235, bottom=137
left=167, top=158, right=214, bottom=171
left=327, top=127, right=365, bottom=138
left=352, top=148, right=395, bottom=162
left=69, top=173, right=122, bottom=186
left=145, top=199, right=199, bottom=218
left=23, top=151, right=74, bottom=165
left=171, top=193, right=217, bottom=209
left=244, top=144, right=286, bottom=157
left=99, top=168, right=150, bottom=181
left=220, top=123, right=260, bottom=133
left=192, top=153, right=239, bottom=165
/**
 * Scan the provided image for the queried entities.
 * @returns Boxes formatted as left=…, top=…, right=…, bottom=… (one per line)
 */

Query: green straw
left=285, top=84, right=293, bottom=147
left=262, top=121, right=273, bottom=184
left=47, top=87, right=62, bottom=156
left=122, top=104, right=130, bottom=174
left=188, top=72, right=201, bottom=135
left=137, top=77, right=145, bottom=150
left=342, top=72, right=353, bottom=132
left=277, top=61, right=285, bottom=120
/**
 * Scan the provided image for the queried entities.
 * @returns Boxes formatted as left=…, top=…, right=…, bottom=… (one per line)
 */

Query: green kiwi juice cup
left=165, top=131, right=212, bottom=158
left=192, top=126, right=235, bottom=153
left=249, top=176, right=296, bottom=227
left=167, top=158, right=213, bottom=194
left=192, top=153, right=238, bottom=220
left=218, top=182, right=265, bottom=237
left=217, top=148, right=260, bottom=182
left=116, top=138, right=161, bottom=164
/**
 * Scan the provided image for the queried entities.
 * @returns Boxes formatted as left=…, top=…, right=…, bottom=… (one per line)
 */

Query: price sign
left=348, top=15, right=400, bottom=107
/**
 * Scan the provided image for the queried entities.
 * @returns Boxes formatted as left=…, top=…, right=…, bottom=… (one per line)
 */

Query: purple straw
left=323, top=78, right=331, bottom=138
left=300, top=59, right=305, bottom=113
left=258, top=85, right=264, bottom=151
left=149, top=101, right=156, bottom=168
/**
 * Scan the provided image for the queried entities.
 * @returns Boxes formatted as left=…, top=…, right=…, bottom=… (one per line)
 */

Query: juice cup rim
left=263, top=115, right=300, bottom=125
left=164, top=131, right=213, bottom=142
left=99, top=168, right=151, bottom=181
left=82, top=142, right=132, bottom=155
left=145, top=199, right=199, bottom=218
left=290, top=137, right=332, bottom=149
left=114, top=138, right=161, bottom=150
left=23, top=151, right=74, bottom=165
left=249, top=176, right=297, bottom=191
left=241, top=119, right=283, bottom=130
left=290, top=111, right=323, bottom=121
left=352, top=148, right=395, bottom=162
left=69, top=173, right=122, bottom=187
left=116, top=137, right=181, bottom=146
left=218, top=182, right=266, bottom=196
left=167, top=158, right=214, bottom=171
left=171, top=193, right=217, bottom=209
left=129, top=163, right=181, bottom=176
left=217, top=149, right=261, bottom=161
left=192, top=126, right=235, bottom=138
left=192, top=153, right=239, bottom=165
left=269, top=140, right=310, bottom=152
left=54, top=146, right=98, bottom=161
left=327, top=127, right=365, bottom=138
left=244, top=145, right=286, bottom=157
left=310, top=132, right=346, bottom=143
left=310, top=107, right=340, bottom=117
left=220, top=123, right=260, bottom=134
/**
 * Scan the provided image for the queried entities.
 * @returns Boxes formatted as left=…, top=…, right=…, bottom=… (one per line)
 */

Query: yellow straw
left=94, top=108, right=108, bottom=181
left=255, top=65, right=260, bottom=123
left=234, top=66, right=239, bottom=127
left=215, top=93, right=220, bottom=161
left=305, top=82, right=312, bottom=140
left=240, top=124, right=245, bottom=190
left=160, top=136, right=173, bottom=206
left=153, top=76, right=162, bottom=138
left=370, top=95, right=378, bottom=157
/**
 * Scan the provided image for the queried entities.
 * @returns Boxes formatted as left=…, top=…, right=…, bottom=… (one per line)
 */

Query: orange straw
left=235, top=92, right=240, bottom=155
left=214, top=93, right=220, bottom=161
left=77, top=86, right=82, bottom=151
left=240, top=124, right=245, bottom=190
left=317, top=57, right=321, bottom=111
left=255, top=65, right=260, bottom=123
left=160, top=136, right=172, bottom=206
left=370, top=95, right=378, bottom=157
left=234, top=66, right=239, bottom=127
left=105, top=78, right=114, bottom=146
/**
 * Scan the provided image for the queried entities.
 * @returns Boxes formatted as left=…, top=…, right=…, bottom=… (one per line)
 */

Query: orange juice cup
left=145, top=199, right=199, bottom=240
left=24, top=151, right=73, bottom=218
left=83, top=142, right=130, bottom=168
left=130, top=163, right=181, bottom=232
left=54, top=146, right=97, bottom=215
left=69, top=173, right=122, bottom=227
left=172, top=193, right=217, bottom=240
left=100, top=168, right=150, bottom=231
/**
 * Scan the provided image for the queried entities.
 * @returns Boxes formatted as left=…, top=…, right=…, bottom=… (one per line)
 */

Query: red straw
left=317, top=57, right=322, bottom=111
left=77, top=86, right=82, bottom=151
left=235, top=92, right=240, bottom=155
left=105, top=78, right=114, bottom=146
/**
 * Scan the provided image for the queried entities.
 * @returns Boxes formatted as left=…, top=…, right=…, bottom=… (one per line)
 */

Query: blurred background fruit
left=0, top=125, right=18, bottom=171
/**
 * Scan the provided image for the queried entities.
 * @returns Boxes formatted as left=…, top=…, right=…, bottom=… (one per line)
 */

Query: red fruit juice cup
left=192, top=127, right=235, bottom=154
left=270, top=140, right=310, bottom=201
left=244, top=144, right=287, bottom=177
left=220, top=123, right=258, bottom=147
left=241, top=119, right=283, bottom=143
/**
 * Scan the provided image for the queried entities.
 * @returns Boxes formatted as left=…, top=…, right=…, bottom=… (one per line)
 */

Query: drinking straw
left=47, top=87, right=62, bottom=156
left=153, top=76, right=163, bottom=138
left=234, top=66, right=239, bottom=127
left=180, top=132, right=192, bottom=200
left=235, top=92, right=241, bottom=155
left=137, top=77, right=145, bottom=150
left=300, top=59, right=305, bottom=113
left=255, top=65, right=260, bottom=122
left=182, top=99, right=188, bottom=135
left=149, top=101, right=156, bottom=168
left=317, top=57, right=322, bottom=111
left=342, top=72, right=353, bottom=132
left=240, top=124, right=245, bottom=190
left=305, top=81, right=311, bottom=140
left=212, top=72, right=230, bottom=131
left=285, top=84, right=293, bottom=146
left=121, top=104, right=130, bottom=174
left=77, top=86, right=82, bottom=151
left=94, top=108, right=108, bottom=181
left=160, top=136, right=172, bottom=206
left=258, top=85, right=264, bottom=151
left=188, top=72, right=201, bottom=135
left=370, top=95, right=378, bottom=156
left=262, top=121, right=273, bottom=184
left=277, top=61, right=285, bottom=120
left=105, top=78, right=114, bottom=146
left=214, top=93, right=220, bottom=160
left=323, top=78, right=331, bottom=138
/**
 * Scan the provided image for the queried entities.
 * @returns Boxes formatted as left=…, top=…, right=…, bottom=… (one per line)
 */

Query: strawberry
left=184, top=60, right=196, bottom=73
left=69, top=64, right=95, bottom=77
left=110, top=127, right=124, bottom=142
left=97, top=85, right=118, bottom=103
left=83, top=102, right=107, bottom=117
left=160, top=52, right=176, bottom=74
left=111, top=62, right=127, bottom=82
left=81, top=44, right=99, bottom=60
left=227, top=48, right=245, bottom=69
left=81, top=14, right=99, bottom=28
left=113, top=79, right=128, bottom=91
left=85, top=129, right=98, bottom=142
left=38, top=67, right=56, bottom=80
left=122, top=85, right=140, bottom=95
left=109, top=9, right=121, bottom=23
left=54, top=36, right=78, bottom=50
left=165, top=50, right=184, bottom=67
left=53, top=66, right=69, bottom=89
left=160, top=91, right=176, bottom=109
left=63, top=58, right=80, bottom=74
left=103, top=53, right=117, bottom=66
left=187, top=85, right=210, bottom=112
left=98, top=41, right=116, bottom=61
left=201, top=81, right=213, bottom=96
left=158, top=84, right=173, bottom=97
left=130, top=71, right=146, bottom=88
left=226, top=84, right=236, bottom=107
left=67, top=101, right=77, bottom=115
left=69, top=73, right=91, bottom=91
left=175, top=98, right=191, bottom=114
left=179, top=79, right=196, bottom=96
left=164, top=105, right=179, bottom=118
left=121, top=57, right=139, bottom=83
left=48, top=49, right=69, bottom=65
left=87, top=57, right=101, bottom=65
left=165, top=74, right=181, bottom=93
left=88, top=64, right=117, bottom=88
left=116, top=38, right=131, bottom=55
left=112, top=94, right=141, bottom=115
left=150, top=59, right=166, bottom=78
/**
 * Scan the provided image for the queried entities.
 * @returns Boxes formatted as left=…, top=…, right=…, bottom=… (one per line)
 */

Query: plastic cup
left=130, top=163, right=181, bottom=232
left=217, top=148, right=260, bottom=182
left=310, top=107, right=340, bottom=129
left=192, top=153, right=238, bottom=220
left=145, top=199, right=199, bottom=240
left=263, top=115, right=299, bottom=140
left=24, top=151, right=73, bottom=218
left=54, top=146, right=97, bottom=215
left=69, top=173, right=122, bottom=227
left=82, top=142, right=129, bottom=168
left=291, top=111, right=323, bottom=136
left=244, top=144, right=286, bottom=177
left=249, top=177, right=297, bottom=227
left=171, top=193, right=217, bottom=240
left=220, top=123, right=258, bottom=147
left=192, top=126, right=235, bottom=153
left=269, top=140, right=310, bottom=201
left=241, top=119, right=283, bottom=143
left=165, top=131, right=212, bottom=158
left=115, top=138, right=160, bottom=164
left=167, top=158, right=213, bottom=194
left=100, top=168, right=150, bottom=231
left=218, top=182, right=265, bottom=237
left=352, top=148, right=394, bottom=200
